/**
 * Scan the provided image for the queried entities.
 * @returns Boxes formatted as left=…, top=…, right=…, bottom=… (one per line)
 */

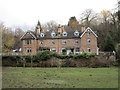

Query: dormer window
left=74, top=30, right=79, bottom=36
left=40, top=33, right=45, bottom=37
left=62, top=31, right=67, bottom=36
left=51, top=31, right=56, bottom=37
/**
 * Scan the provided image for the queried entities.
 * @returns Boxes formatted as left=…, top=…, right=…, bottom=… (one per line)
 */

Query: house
left=20, top=21, right=99, bottom=55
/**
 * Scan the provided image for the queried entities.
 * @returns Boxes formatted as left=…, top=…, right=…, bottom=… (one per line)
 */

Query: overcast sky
left=0, top=0, right=117, bottom=29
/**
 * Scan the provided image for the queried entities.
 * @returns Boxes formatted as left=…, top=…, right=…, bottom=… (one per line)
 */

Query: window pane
left=75, top=40, right=78, bottom=44
left=52, top=40, right=55, bottom=44
left=76, top=48, right=80, bottom=52
left=62, top=40, right=66, bottom=44
left=87, top=39, right=90, bottom=44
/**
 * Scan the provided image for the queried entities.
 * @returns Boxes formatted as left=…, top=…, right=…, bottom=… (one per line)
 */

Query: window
left=62, top=40, right=67, bottom=44
left=52, top=48, right=56, bottom=52
left=40, top=40, right=43, bottom=44
left=87, top=30, right=91, bottom=36
left=76, top=48, right=80, bottom=52
left=74, top=40, right=78, bottom=44
left=87, top=39, right=91, bottom=44
left=40, top=33, right=45, bottom=37
left=87, top=48, right=91, bottom=53
left=52, top=40, right=55, bottom=44
left=27, top=48, right=32, bottom=53
left=74, top=30, right=79, bottom=36
left=62, top=31, right=67, bottom=36
left=29, top=49, right=32, bottom=52
left=51, top=31, right=56, bottom=37
left=25, top=40, right=31, bottom=45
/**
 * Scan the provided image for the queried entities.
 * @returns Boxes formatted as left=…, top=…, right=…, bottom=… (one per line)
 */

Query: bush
left=36, top=50, right=53, bottom=61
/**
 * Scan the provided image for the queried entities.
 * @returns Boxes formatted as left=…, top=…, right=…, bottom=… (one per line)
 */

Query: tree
left=68, top=16, right=79, bottom=29
left=116, top=44, right=120, bottom=60
left=42, top=20, right=58, bottom=31
left=80, top=9, right=97, bottom=27
left=103, top=34, right=115, bottom=52
left=13, top=28, right=25, bottom=49
left=1, top=23, right=15, bottom=52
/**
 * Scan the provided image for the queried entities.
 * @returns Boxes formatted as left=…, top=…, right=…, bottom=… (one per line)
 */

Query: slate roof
left=21, top=27, right=97, bottom=40
left=21, top=31, right=36, bottom=40
left=37, top=30, right=81, bottom=39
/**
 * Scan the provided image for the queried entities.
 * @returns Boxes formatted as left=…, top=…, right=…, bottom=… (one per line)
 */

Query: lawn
left=2, top=67, right=118, bottom=88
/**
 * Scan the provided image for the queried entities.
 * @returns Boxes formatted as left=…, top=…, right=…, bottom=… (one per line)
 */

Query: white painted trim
left=20, top=32, right=27, bottom=40
left=80, top=27, right=98, bottom=38
left=30, top=32, right=37, bottom=39
left=20, top=31, right=36, bottom=39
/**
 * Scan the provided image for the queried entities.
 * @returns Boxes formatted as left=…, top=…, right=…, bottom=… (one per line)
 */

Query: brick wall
left=80, top=31, right=97, bottom=54
left=37, top=38, right=81, bottom=54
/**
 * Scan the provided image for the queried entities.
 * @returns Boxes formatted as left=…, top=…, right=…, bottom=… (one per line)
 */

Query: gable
left=20, top=32, right=36, bottom=40
left=80, top=27, right=98, bottom=38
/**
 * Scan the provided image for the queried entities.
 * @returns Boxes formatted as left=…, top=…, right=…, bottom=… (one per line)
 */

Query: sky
left=0, top=0, right=117, bottom=30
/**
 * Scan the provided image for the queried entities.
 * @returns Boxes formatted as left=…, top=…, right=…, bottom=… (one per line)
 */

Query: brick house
left=20, top=21, right=99, bottom=55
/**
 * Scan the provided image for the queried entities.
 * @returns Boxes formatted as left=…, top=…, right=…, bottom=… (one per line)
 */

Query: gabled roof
left=80, top=27, right=98, bottom=38
left=20, top=31, right=36, bottom=40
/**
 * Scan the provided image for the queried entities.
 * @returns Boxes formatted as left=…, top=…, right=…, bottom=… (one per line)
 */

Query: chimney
left=58, top=24, right=64, bottom=34
left=61, top=25, right=65, bottom=32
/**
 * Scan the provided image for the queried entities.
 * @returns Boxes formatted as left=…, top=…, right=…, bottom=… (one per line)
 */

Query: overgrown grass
left=2, top=67, right=118, bottom=88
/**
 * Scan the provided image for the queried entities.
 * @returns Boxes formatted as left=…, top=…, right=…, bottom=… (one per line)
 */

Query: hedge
left=2, top=51, right=98, bottom=67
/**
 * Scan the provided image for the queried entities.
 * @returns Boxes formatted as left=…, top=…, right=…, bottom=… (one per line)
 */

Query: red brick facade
left=21, top=26, right=98, bottom=55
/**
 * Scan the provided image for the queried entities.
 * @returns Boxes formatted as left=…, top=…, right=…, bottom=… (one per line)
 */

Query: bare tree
left=80, top=9, right=97, bottom=27
left=13, top=28, right=25, bottom=50
left=42, top=20, right=58, bottom=31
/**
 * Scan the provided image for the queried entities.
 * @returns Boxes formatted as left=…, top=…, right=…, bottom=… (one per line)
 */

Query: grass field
left=2, top=67, right=118, bottom=88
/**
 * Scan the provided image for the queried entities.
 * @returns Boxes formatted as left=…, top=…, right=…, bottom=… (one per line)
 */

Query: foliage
left=116, top=44, right=120, bottom=60
left=103, top=34, right=115, bottom=52
left=62, top=49, right=67, bottom=55
left=35, top=50, right=53, bottom=61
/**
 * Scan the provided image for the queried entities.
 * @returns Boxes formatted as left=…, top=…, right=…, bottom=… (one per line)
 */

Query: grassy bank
left=2, top=67, right=118, bottom=88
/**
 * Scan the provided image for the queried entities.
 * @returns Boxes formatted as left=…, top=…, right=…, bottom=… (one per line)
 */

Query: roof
left=37, top=30, right=81, bottom=39
left=20, top=31, right=36, bottom=40
left=20, top=27, right=97, bottom=40
left=80, top=27, right=98, bottom=38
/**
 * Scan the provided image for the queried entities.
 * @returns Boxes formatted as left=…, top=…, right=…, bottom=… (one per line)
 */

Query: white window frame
left=52, top=48, right=56, bottom=52
left=27, top=48, right=32, bottom=53
left=40, top=40, right=43, bottom=44
left=74, top=30, right=79, bottom=36
left=76, top=48, right=80, bottom=52
left=62, top=40, right=67, bottom=44
left=87, top=30, right=91, bottom=36
left=87, top=39, right=91, bottom=44
left=87, top=48, right=91, bottom=53
left=51, top=32, right=56, bottom=37
left=62, top=31, right=67, bottom=36
left=74, top=40, right=78, bottom=44
left=40, top=33, right=45, bottom=37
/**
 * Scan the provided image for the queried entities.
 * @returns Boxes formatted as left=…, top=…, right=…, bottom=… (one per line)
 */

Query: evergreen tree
left=103, top=34, right=115, bottom=52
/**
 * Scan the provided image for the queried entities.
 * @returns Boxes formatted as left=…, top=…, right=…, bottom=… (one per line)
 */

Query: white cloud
left=0, top=0, right=117, bottom=28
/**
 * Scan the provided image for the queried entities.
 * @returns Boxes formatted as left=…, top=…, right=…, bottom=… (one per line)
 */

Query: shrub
left=36, top=50, right=52, bottom=61
left=62, top=49, right=67, bottom=55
